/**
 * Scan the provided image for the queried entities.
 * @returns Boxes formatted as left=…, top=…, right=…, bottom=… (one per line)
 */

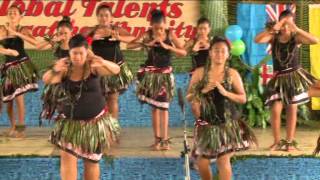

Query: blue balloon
left=225, top=25, right=243, bottom=41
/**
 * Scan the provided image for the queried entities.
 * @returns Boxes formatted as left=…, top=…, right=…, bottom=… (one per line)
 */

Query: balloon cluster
left=225, top=25, right=246, bottom=56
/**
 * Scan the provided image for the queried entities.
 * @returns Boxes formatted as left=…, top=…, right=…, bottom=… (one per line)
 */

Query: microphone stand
left=178, top=88, right=191, bottom=180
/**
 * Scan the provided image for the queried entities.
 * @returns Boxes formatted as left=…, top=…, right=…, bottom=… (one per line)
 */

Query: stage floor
left=0, top=127, right=319, bottom=157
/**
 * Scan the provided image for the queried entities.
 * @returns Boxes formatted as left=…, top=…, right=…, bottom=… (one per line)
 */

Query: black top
left=271, top=33, right=299, bottom=71
left=61, top=74, right=106, bottom=120
left=54, top=46, right=69, bottom=59
left=199, top=71, right=238, bottom=125
left=206, top=88, right=227, bottom=123
left=192, top=49, right=209, bottom=68
left=144, top=29, right=172, bottom=68
left=91, top=26, right=124, bottom=63
left=0, top=37, right=28, bottom=62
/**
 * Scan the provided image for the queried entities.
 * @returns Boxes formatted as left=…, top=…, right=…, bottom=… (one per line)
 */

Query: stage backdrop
left=0, top=0, right=200, bottom=127
left=309, top=4, right=320, bottom=110
left=236, top=3, right=268, bottom=66
left=236, top=3, right=296, bottom=67
left=0, top=0, right=200, bottom=48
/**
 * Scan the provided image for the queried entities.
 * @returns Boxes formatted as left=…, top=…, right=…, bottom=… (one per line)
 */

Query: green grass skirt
left=101, top=62, right=134, bottom=95
left=193, top=119, right=257, bottom=159
left=1, top=58, right=39, bottom=102
left=50, top=111, right=120, bottom=162
left=40, top=83, right=66, bottom=121
left=136, top=71, right=175, bottom=109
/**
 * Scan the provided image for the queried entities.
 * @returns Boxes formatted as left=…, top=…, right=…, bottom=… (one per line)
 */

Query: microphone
left=178, top=87, right=191, bottom=180
left=177, top=88, right=185, bottom=114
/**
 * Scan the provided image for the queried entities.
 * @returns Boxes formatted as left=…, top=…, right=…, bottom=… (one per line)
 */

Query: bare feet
left=150, top=142, right=161, bottom=151
left=269, top=142, right=281, bottom=151
left=160, top=139, right=171, bottom=151
left=2, top=128, right=17, bottom=137
left=14, top=125, right=26, bottom=138
left=285, top=140, right=299, bottom=152
left=150, top=137, right=162, bottom=151
left=15, top=131, right=26, bottom=138
left=269, top=139, right=299, bottom=152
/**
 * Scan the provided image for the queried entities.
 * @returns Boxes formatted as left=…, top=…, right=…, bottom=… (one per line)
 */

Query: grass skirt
left=50, top=108, right=120, bottom=162
left=265, top=67, right=317, bottom=106
left=40, top=83, right=66, bottom=121
left=1, top=57, right=39, bottom=102
left=101, top=62, right=133, bottom=95
left=193, top=119, right=257, bottom=159
left=136, top=66, right=175, bottom=110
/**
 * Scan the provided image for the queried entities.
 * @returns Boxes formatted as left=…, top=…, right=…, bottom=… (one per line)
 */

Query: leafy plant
left=230, top=55, right=272, bottom=128
left=297, top=104, right=311, bottom=123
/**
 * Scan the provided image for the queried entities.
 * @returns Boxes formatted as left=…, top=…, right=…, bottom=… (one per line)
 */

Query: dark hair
left=279, top=9, right=294, bottom=21
left=194, top=36, right=231, bottom=93
left=150, top=9, right=165, bottom=24
left=69, top=34, right=88, bottom=49
left=57, top=16, right=72, bottom=30
left=197, top=17, right=211, bottom=26
left=210, top=36, right=231, bottom=51
left=8, top=5, right=22, bottom=15
left=96, top=4, right=112, bottom=15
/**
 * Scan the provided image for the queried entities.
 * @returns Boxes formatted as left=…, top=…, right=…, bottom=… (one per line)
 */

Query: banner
left=309, top=4, right=320, bottom=110
left=0, top=0, right=200, bottom=48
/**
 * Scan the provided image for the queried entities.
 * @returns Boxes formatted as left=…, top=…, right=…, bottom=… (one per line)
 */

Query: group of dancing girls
left=185, top=10, right=320, bottom=180
left=184, top=10, right=320, bottom=180
left=1, top=4, right=320, bottom=180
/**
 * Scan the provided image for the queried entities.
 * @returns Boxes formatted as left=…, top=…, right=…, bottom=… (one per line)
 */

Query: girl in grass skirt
left=184, top=17, right=211, bottom=119
left=255, top=10, right=320, bottom=151
left=0, top=5, right=39, bottom=138
left=185, top=17, right=211, bottom=74
left=127, top=10, right=186, bottom=151
left=187, top=36, right=257, bottom=180
left=37, top=16, right=73, bottom=121
left=0, top=47, right=20, bottom=112
left=82, top=4, right=135, bottom=120
left=42, top=34, right=121, bottom=180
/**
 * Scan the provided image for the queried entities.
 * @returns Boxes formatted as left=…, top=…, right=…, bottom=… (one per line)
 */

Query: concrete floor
left=0, top=127, right=319, bottom=158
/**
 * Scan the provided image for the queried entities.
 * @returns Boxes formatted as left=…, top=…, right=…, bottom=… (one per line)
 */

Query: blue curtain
left=237, top=3, right=269, bottom=66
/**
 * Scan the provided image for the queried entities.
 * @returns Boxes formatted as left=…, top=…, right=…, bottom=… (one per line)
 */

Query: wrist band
left=44, top=34, right=55, bottom=46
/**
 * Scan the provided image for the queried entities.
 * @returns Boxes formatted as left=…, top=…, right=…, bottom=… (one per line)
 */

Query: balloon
left=231, top=40, right=246, bottom=56
left=225, top=25, right=243, bottom=41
